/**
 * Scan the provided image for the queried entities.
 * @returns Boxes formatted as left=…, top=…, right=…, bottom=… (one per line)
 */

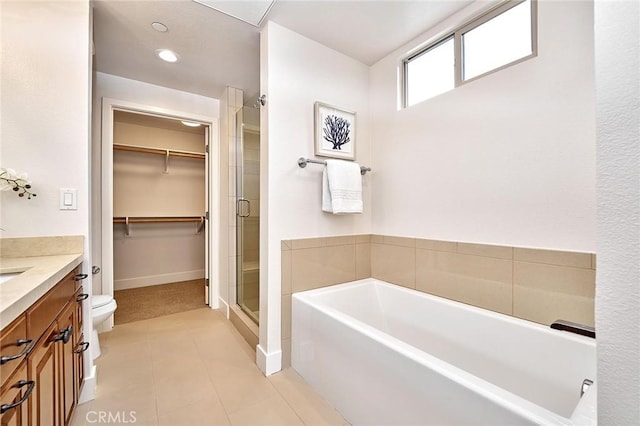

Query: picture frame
left=314, top=102, right=356, bottom=160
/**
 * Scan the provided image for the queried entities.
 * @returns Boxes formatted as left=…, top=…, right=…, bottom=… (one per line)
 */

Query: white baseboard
left=218, top=297, right=230, bottom=318
left=78, top=365, right=97, bottom=404
left=114, top=269, right=205, bottom=290
left=257, top=344, right=282, bottom=376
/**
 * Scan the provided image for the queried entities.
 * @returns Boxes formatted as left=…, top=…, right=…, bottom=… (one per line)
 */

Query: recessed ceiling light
left=155, top=49, right=178, bottom=63
left=181, top=121, right=201, bottom=127
left=151, top=22, right=168, bottom=32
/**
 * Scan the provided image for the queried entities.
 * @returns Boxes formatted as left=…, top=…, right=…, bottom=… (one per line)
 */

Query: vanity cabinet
left=0, top=266, right=88, bottom=426
left=0, top=361, right=30, bottom=426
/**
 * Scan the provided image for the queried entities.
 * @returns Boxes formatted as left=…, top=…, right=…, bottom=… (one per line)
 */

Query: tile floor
left=70, top=308, right=348, bottom=426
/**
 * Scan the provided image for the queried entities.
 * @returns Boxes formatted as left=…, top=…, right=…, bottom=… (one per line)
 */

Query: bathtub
left=291, top=278, right=596, bottom=426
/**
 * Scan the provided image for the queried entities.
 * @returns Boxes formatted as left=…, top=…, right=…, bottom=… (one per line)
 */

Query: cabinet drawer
left=26, top=268, right=77, bottom=342
left=0, top=315, right=30, bottom=386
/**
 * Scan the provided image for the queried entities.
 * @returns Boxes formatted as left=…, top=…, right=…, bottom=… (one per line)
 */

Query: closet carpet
left=114, top=279, right=206, bottom=325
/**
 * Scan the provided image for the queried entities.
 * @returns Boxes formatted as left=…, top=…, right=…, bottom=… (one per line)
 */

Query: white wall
left=594, top=0, right=640, bottom=423
left=259, top=21, right=371, bottom=373
left=1, top=1, right=91, bottom=240
left=0, top=0, right=93, bottom=400
left=369, top=0, right=596, bottom=252
left=91, top=72, right=219, bottom=295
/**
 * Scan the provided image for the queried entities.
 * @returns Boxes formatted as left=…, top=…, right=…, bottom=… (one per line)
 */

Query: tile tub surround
left=281, top=235, right=371, bottom=367
left=281, top=234, right=595, bottom=367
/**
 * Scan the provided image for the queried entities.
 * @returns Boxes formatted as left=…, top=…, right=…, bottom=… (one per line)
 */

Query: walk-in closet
left=112, top=111, right=208, bottom=324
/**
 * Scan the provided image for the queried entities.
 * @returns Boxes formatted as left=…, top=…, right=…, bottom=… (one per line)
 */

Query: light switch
left=59, top=188, right=77, bottom=210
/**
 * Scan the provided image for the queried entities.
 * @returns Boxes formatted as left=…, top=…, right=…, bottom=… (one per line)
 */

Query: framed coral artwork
left=314, top=102, right=356, bottom=160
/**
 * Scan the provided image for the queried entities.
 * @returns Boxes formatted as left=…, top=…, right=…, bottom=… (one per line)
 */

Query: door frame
left=100, top=97, right=220, bottom=329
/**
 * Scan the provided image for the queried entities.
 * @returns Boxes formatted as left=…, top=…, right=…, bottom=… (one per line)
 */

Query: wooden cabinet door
left=0, top=361, right=30, bottom=426
left=57, top=304, right=75, bottom=426
left=28, top=323, right=59, bottom=426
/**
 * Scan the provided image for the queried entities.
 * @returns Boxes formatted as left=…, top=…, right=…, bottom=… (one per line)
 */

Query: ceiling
left=92, top=0, right=472, bottom=104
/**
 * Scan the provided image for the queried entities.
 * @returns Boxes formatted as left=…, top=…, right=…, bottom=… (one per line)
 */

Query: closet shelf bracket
left=164, top=150, right=170, bottom=174
left=196, top=216, right=205, bottom=234
left=125, top=216, right=131, bottom=238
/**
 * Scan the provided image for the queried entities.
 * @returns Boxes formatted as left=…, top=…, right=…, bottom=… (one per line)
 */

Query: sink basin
left=0, top=272, right=23, bottom=285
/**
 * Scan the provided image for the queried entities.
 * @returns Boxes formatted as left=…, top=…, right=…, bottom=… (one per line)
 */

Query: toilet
left=91, top=294, right=117, bottom=360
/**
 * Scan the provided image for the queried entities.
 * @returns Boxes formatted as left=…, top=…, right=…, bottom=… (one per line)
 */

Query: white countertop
left=0, top=253, right=83, bottom=329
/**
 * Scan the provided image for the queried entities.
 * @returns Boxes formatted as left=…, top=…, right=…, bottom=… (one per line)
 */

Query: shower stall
left=235, top=106, right=260, bottom=323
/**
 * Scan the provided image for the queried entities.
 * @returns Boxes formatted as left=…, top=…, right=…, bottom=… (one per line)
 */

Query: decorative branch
left=323, top=115, right=351, bottom=150
left=0, top=168, right=36, bottom=199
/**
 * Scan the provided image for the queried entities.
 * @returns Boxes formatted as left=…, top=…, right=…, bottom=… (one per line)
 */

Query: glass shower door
left=235, top=106, right=260, bottom=324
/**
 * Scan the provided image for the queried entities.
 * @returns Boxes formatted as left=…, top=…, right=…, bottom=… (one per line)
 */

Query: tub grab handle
left=550, top=320, right=595, bottom=338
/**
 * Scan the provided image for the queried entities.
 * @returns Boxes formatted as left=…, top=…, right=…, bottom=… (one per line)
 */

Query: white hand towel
left=322, top=159, right=363, bottom=214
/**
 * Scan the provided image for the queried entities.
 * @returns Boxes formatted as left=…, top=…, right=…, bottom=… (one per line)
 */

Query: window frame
left=402, top=0, right=537, bottom=108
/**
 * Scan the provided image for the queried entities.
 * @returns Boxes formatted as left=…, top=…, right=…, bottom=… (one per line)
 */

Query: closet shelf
left=114, top=216, right=206, bottom=236
left=113, top=216, right=204, bottom=223
left=113, top=143, right=205, bottom=159
left=114, top=143, right=205, bottom=174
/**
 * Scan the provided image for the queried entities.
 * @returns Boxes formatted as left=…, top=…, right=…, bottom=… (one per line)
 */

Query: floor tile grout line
left=268, top=376, right=308, bottom=425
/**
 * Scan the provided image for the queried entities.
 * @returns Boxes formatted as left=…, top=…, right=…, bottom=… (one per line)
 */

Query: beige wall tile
left=514, top=247, right=592, bottom=269
left=292, top=245, right=356, bottom=292
left=355, top=234, right=371, bottom=243
left=281, top=338, right=291, bottom=368
left=371, top=243, right=415, bottom=289
left=371, top=234, right=385, bottom=244
left=281, top=240, right=292, bottom=250
left=281, top=250, right=292, bottom=295
left=356, top=243, right=371, bottom=280
left=415, top=249, right=513, bottom=315
left=325, top=235, right=356, bottom=246
left=291, top=237, right=326, bottom=250
left=281, top=295, right=291, bottom=340
left=0, top=236, right=84, bottom=257
left=457, top=242, right=513, bottom=259
left=383, top=236, right=415, bottom=247
left=415, top=238, right=456, bottom=253
left=513, top=261, right=595, bottom=326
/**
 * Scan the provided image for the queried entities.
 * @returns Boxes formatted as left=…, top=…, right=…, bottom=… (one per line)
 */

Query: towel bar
left=297, top=157, right=371, bottom=175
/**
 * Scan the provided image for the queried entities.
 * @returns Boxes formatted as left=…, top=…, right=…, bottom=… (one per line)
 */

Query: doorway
left=100, top=98, right=220, bottom=330
left=111, top=111, right=208, bottom=323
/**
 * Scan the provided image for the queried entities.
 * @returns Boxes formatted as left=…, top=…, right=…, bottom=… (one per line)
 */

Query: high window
left=404, top=0, right=536, bottom=107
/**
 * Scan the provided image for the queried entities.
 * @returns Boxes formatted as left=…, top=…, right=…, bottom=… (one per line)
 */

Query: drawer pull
left=0, top=380, right=35, bottom=414
left=74, top=274, right=88, bottom=281
left=74, top=342, right=90, bottom=354
left=76, top=293, right=89, bottom=302
left=52, top=326, right=72, bottom=344
left=0, top=339, right=34, bottom=365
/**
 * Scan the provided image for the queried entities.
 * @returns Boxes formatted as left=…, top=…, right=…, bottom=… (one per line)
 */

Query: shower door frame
left=100, top=98, right=220, bottom=330
left=235, top=107, right=260, bottom=324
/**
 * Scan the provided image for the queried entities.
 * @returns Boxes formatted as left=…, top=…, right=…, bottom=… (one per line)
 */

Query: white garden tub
left=291, top=278, right=596, bottom=426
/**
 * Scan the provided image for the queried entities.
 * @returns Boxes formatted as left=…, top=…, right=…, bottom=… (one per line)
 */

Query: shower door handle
left=238, top=198, right=250, bottom=218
